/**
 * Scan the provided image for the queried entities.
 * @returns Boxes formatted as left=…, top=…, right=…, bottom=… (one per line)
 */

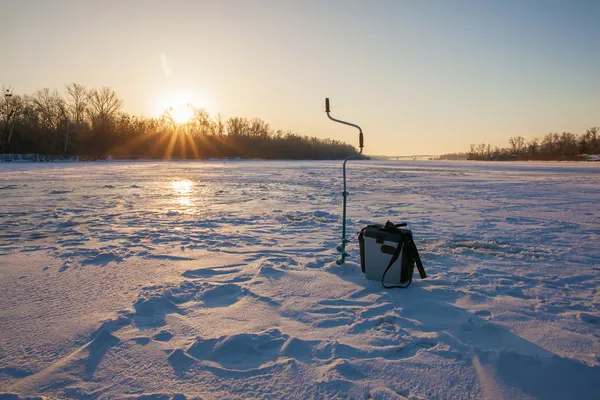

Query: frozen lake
left=1, top=160, right=599, bottom=399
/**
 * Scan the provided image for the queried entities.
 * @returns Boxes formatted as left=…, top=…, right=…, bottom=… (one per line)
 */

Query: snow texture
left=0, top=160, right=599, bottom=399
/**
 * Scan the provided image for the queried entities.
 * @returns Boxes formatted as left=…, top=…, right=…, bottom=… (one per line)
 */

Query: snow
left=0, top=160, right=599, bottom=399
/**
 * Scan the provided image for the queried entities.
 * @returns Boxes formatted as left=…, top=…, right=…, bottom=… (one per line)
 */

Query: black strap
left=411, top=239, right=427, bottom=279
left=381, top=238, right=412, bottom=289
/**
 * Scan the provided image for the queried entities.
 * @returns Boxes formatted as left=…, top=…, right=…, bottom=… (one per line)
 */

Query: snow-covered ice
left=0, top=160, right=599, bottom=399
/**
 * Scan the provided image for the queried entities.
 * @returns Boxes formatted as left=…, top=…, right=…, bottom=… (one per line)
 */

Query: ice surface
left=0, top=160, right=599, bottom=399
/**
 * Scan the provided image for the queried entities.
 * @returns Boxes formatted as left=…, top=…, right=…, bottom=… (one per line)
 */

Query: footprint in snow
left=474, top=310, right=492, bottom=319
left=579, top=313, right=600, bottom=326
left=154, top=330, right=174, bottom=342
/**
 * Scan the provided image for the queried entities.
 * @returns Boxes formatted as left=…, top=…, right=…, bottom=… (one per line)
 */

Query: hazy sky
left=1, top=0, right=599, bottom=155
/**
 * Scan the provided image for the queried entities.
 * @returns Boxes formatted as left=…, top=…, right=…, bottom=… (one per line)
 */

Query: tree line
left=0, top=85, right=358, bottom=160
left=437, top=128, right=599, bottom=161
left=467, top=129, right=599, bottom=161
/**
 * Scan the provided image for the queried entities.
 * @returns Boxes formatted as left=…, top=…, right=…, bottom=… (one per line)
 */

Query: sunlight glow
left=172, top=179, right=193, bottom=194
left=156, top=89, right=211, bottom=124
left=170, top=103, right=193, bottom=124
left=171, top=179, right=193, bottom=207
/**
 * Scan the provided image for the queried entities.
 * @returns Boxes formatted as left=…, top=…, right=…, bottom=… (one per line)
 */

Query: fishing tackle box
left=358, top=221, right=426, bottom=288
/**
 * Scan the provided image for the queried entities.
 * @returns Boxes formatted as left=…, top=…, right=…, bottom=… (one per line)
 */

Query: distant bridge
left=386, top=155, right=440, bottom=161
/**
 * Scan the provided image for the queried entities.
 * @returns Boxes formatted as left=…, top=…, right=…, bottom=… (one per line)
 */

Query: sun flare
left=170, top=103, right=193, bottom=124
left=156, top=89, right=211, bottom=124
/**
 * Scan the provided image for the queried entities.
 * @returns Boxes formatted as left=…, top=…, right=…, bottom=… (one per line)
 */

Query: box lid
left=363, top=226, right=412, bottom=243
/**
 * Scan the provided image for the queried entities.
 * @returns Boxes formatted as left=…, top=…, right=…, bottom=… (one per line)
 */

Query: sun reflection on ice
left=171, top=179, right=193, bottom=207
left=172, top=180, right=193, bottom=194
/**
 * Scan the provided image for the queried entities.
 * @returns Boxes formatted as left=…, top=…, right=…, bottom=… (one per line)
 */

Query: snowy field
left=0, top=160, right=599, bottom=400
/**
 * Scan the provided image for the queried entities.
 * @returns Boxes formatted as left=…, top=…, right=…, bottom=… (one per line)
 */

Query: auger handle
left=325, top=97, right=363, bottom=149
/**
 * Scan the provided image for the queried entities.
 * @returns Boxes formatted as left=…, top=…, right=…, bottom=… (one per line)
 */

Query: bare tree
left=66, top=83, right=88, bottom=124
left=226, top=117, right=249, bottom=137
left=492, top=146, right=502, bottom=158
left=558, top=132, right=578, bottom=156
left=248, top=118, right=270, bottom=138
left=0, top=88, right=25, bottom=150
left=31, top=88, right=70, bottom=153
left=477, top=143, right=486, bottom=157
left=214, top=114, right=225, bottom=136
left=32, top=89, right=59, bottom=129
left=87, top=87, right=123, bottom=128
left=64, top=83, right=88, bottom=154
left=541, top=133, right=556, bottom=155
left=508, top=136, right=525, bottom=155
left=580, top=127, right=599, bottom=154
left=160, top=107, right=178, bottom=130
left=527, top=138, right=539, bottom=158
left=190, top=107, right=212, bottom=136
left=469, top=144, right=476, bottom=159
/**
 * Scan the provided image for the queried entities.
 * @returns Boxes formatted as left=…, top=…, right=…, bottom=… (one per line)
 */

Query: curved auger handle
left=324, top=98, right=364, bottom=149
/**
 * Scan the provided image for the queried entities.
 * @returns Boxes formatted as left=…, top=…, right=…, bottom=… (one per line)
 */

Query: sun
left=170, top=102, right=193, bottom=124
left=156, top=89, right=211, bottom=124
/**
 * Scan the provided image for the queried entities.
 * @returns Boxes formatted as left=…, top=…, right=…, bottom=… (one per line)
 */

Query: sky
left=1, top=0, right=599, bottom=156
